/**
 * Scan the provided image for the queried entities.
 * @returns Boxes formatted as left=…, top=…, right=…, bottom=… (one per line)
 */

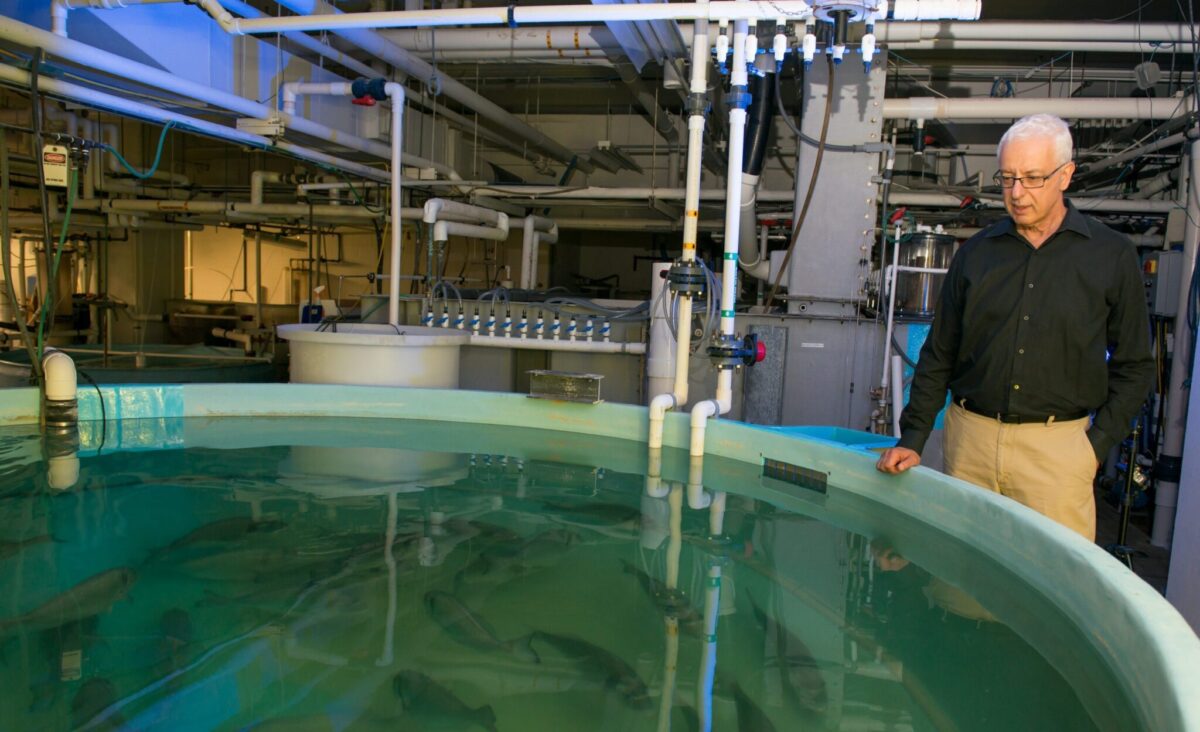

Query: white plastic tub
left=277, top=322, right=469, bottom=388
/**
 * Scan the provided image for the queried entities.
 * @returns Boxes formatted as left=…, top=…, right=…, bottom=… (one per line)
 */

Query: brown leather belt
left=955, top=397, right=1088, bottom=425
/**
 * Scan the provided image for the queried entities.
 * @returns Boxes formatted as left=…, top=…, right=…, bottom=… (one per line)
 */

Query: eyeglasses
left=993, top=161, right=1070, bottom=189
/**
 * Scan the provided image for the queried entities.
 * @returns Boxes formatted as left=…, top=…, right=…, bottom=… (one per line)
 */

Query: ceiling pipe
left=226, top=1, right=978, bottom=34
left=0, top=61, right=392, bottom=184
left=216, top=0, right=379, bottom=78
left=381, top=22, right=1199, bottom=53
left=0, top=18, right=457, bottom=179
left=883, top=96, right=1193, bottom=121
left=253, top=0, right=583, bottom=169
left=888, top=40, right=1200, bottom=54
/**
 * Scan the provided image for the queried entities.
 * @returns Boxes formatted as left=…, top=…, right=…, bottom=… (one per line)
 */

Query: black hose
left=765, top=55, right=836, bottom=310
left=743, top=72, right=775, bottom=177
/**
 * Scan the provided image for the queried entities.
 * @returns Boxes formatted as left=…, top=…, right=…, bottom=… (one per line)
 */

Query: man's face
left=998, top=136, right=1074, bottom=231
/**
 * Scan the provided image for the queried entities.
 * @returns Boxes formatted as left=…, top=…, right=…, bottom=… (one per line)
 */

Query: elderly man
left=876, top=114, right=1154, bottom=541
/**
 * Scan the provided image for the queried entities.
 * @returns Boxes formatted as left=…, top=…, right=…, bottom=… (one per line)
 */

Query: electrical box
left=42, top=144, right=70, bottom=188
left=1144, top=250, right=1182, bottom=317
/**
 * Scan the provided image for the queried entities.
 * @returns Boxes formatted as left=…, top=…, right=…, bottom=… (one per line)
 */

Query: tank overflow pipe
left=690, top=13, right=751, bottom=517
left=648, top=18, right=711, bottom=462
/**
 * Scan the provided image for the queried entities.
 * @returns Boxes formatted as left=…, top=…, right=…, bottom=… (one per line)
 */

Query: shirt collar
left=983, top=199, right=1091, bottom=240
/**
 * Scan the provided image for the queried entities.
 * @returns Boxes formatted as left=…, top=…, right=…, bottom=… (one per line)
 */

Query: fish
left=731, top=682, right=777, bottom=732
left=746, top=594, right=828, bottom=714
left=71, top=677, right=123, bottom=731
left=0, top=534, right=56, bottom=561
left=393, top=670, right=498, bottom=731
left=620, top=561, right=704, bottom=635
left=460, top=529, right=579, bottom=580
left=539, top=500, right=640, bottom=526
left=425, top=591, right=539, bottom=663
left=154, top=517, right=286, bottom=557
left=0, top=568, right=136, bottom=636
left=533, top=631, right=651, bottom=709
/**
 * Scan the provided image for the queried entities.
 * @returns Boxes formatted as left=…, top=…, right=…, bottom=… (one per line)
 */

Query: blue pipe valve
left=707, top=333, right=767, bottom=370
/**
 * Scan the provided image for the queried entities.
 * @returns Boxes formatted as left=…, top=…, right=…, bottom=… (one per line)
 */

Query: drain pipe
left=44, top=346, right=81, bottom=491
left=518, top=216, right=558, bottom=290
left=1152, top=135, right=1200, bottom=548
left=689, top=12, right=752, bottom=511
left=647, top=19, right=711, bottom=461
left=385, top=82, right=405, bottom=327
left=737, top=61, right=774, bottom=276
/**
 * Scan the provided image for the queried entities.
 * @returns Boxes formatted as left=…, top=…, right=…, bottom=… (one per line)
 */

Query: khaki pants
left=943, top=403, right=1097, bottom=541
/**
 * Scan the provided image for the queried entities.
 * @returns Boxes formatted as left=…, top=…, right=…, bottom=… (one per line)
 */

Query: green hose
left=36, top=166, right=77, bottom=357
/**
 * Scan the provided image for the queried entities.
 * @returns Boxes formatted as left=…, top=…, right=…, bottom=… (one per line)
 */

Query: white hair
left=997, top=114, right=1074, bottom=166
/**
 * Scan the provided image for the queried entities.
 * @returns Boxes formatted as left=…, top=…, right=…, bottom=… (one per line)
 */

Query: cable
left=36, top=167, right=76, bottom=356
left=765, top=55, right=836, bottom=310
left=101, top=121, right=176, bottom=180
left=77, top=368, right=106, bottom=455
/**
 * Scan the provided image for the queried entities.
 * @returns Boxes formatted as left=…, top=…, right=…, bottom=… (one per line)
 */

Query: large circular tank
left=277, top=323, right=469, bottom=388
left=0, top=384, right=1194, bottom=731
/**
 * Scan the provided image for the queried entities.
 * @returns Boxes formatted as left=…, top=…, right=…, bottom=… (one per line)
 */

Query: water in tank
left=0, top=415, right=1143, bottom=731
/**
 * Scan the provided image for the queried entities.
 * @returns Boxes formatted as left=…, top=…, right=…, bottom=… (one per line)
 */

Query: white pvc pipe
left=1152, top=137, right=1200, bottom=548
left=689, top=16, right=748, bottom=463
left=378, top=22, right=1200, bottom=51
left=883, top=96, right=1192, bottom=121
left=268, top=0, right=578, bottom=166
left=231, top=1, right=819, bottom=33
left=891, top=354, right=905, bottom=438
left=42, top=348, right=78, bottom=402
left=281, top=81, right=353, bottom=115
left=518, top=215, right=556, bottom=289
left=0, top=18, right=459, bottom=179
left=648, top=20, right=710, bottom=451
left=887, top=40, right=1200, bottom=54
left=249, top=170, right=281, bottom=205
left=386, top=82, right=404, bottom=328
left=218, top=0, right=379, bottom=79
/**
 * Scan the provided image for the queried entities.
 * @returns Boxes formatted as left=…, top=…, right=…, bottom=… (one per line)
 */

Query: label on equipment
left=42, top=144, right=70, bottom=188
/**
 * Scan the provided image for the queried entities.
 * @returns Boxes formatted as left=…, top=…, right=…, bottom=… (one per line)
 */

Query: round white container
left=277, top=322, right=469, bottom=388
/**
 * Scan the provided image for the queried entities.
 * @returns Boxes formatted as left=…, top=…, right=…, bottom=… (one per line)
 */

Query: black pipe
left=742, top=72, right=776, bottom=176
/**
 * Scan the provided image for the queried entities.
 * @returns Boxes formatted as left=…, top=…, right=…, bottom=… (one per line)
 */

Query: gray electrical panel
left=1144, top=250, right=1182, bottom=317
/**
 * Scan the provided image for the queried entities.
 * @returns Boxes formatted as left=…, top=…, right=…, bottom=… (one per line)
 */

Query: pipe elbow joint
left=42, top=349, right=78, bottom=404
left=423, top=198, right=445, bottom=225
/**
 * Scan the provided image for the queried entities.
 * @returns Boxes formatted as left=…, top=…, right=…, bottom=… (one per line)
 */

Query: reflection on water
left=0, top=418, right=1108, bottom=731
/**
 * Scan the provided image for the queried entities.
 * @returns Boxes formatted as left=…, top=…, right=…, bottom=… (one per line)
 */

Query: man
left=876, top=113, right=1154, bottom=541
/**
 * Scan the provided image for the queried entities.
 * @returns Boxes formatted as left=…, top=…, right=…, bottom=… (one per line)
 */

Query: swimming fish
left=0, top=534, right=56, bottom=561
left=393, top=670, right=498, bottom=732
left=155, top=517, right=286, bottom=557
left=533, top=631, right=651, bottom=709
left=425, top=591, right=539, bottom=663
left=539, top=500, right=640, bottom=526
left=620, top=560, right=704, bottom=634
left=461, top=528, right=579, bottom=579
left=0, top=568, right=136, bottom=636
left=71, top=677, right=123, bottom=731
left=731, top=682, right=777, bottom=732
left=746, top=594, right=828, bottom=714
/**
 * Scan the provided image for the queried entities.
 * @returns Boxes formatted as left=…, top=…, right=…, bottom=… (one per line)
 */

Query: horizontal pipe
left=0, top=18, right=455, bottom=177
left=467, top=333, right=645, bottom=354
left=882, top=95, right=1193, bottom=120
left=890, top=191, right=1179, bottom=213
left=217, top=0, right=379, bottom=79
left=379, top=21, right=1198, bottom=54
left=888, top=40, right=1200, bottom=54
left=230, top=2, right=826, bottom=34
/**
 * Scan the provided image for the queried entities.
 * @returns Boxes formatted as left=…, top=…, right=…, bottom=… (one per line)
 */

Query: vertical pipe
left=696, top=491, right=728, bottom=732
left=254, top=229, right=263, bottom=330
left=0, top=129, right=42, bottom=381
left=655, top=484, right=684, bottom=732
left=387, top=83, right=405, bottom=327
left=1152, top=137, right=1200, bottom=548
left=376, top=490, right=398, bottom=666
left=891, top=354, right=905, bottom=438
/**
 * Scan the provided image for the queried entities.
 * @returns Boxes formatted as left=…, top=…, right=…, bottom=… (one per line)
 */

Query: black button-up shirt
left=897, top=201, right=1154, bottom=460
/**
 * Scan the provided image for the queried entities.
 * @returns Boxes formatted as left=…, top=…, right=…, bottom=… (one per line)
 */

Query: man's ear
left=1059, top=161, right=1077, bottom=191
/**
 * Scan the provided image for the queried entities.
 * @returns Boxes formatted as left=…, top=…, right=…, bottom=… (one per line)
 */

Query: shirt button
left=1028, top=283, right=1034, bottom=288
left=1018, top=348, right=1025, bottom=355
left=1013, top=384, right=1021, bottom=390
left=1023, top=315, right=1030, bottom=321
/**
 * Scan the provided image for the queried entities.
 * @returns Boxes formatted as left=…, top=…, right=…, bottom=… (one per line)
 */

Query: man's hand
left=876, top=447, right=921, bottom=474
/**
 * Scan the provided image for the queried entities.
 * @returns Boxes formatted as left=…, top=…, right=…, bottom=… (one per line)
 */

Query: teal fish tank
left=0, top=384, right=1195, bottom=731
